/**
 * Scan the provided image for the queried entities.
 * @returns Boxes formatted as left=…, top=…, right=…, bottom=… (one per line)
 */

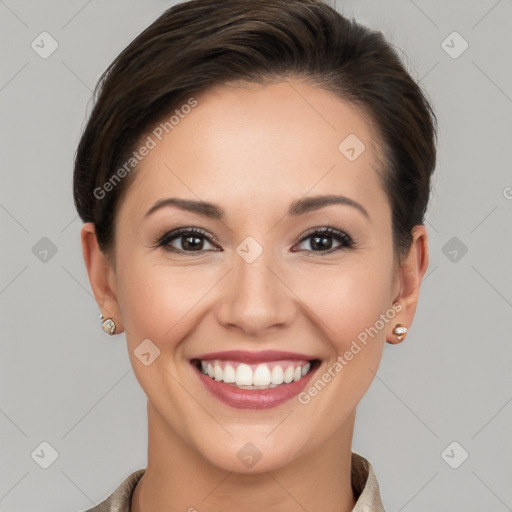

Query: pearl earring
left=99, top=312, right=116, bottom=335
left=392, top=324, right=408, bottom=341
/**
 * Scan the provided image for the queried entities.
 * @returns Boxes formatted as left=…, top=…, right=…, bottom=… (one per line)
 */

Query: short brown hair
left=73, top=0, right=437, bottom=256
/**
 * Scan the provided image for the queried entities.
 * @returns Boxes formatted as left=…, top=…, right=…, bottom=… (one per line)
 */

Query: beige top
left=84, top=452, right=385, bottom=511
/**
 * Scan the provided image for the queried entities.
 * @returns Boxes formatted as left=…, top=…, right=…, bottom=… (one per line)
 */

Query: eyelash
left=153, top=226, right=356, bottom=256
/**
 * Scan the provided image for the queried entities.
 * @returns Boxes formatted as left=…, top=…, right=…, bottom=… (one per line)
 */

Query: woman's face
left=90, top=78, right=425, bottom=473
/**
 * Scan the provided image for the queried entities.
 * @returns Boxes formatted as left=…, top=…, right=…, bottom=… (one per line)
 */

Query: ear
left=387, top=224, right=429, bottom=344
left=81, top=223, right=123, bottom=334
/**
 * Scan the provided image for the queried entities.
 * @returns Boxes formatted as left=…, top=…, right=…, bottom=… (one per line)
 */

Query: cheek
left=293, top=258, right=393, bottom=348
left=114, top=255, right=205, bottom=409
left=292, top=258, right=393, bottom=417
left=115, top=253, right=215, bottom=348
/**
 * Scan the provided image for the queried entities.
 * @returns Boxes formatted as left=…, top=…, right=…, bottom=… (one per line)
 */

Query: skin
left=82, top=78, right=428, bottom=512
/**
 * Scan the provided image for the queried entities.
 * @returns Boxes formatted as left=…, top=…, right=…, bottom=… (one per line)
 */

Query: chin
left=195, top=435, right=307, bottom=475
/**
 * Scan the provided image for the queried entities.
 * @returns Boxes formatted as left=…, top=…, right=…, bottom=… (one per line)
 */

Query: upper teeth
left=200, top=360, right=312, bottom=387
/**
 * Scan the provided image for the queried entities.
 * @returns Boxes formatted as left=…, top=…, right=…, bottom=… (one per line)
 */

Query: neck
left=132, top=402, right=357, bottom=512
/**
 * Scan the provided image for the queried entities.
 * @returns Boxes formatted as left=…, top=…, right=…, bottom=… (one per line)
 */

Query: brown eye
left=294, top=227, right=355, bottom=254
left=156, top=227, right=219, bottom=254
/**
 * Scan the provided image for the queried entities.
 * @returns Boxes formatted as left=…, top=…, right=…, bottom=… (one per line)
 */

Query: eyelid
left=298, top=225, right=351, bottom=240
left=152, top=226, right=220, bottom=251
left=294, top=225, right=355, bottom=252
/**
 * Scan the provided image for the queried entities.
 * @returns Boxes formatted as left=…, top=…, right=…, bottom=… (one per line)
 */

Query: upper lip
left=191, top=350, right=318, bottom=364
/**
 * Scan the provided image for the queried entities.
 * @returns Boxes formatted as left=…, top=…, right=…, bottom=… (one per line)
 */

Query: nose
left=214, top=244, right=297, bottom=337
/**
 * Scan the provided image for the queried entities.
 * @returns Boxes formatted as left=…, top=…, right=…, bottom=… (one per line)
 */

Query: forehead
left=119, top=79, right=388, bottom=220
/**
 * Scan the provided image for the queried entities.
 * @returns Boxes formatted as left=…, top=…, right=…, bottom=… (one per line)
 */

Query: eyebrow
left=144, top=194, right=370, bottom=220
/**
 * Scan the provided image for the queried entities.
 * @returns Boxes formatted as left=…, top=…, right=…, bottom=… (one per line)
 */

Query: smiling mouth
left=191, top=358, right=320, bottom=390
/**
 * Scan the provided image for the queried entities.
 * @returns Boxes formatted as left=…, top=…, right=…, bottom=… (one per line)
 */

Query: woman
left=74, top=0, right=437, bottom=510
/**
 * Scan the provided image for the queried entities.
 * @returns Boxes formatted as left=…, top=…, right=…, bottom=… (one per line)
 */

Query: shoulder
left=81, top=468, right=145, bottom=512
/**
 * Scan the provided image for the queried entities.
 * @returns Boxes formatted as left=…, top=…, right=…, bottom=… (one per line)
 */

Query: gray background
left=1, top=0, right=511, bottom=510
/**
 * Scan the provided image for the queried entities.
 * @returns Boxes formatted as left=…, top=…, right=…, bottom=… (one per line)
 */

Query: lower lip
left=192, top=362, right=319, bottom=409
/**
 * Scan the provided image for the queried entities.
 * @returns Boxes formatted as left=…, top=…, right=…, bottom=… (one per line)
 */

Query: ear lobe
left=387, top=225, right=429, bottom=344
left=81, top=223, right=123, bottom=334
